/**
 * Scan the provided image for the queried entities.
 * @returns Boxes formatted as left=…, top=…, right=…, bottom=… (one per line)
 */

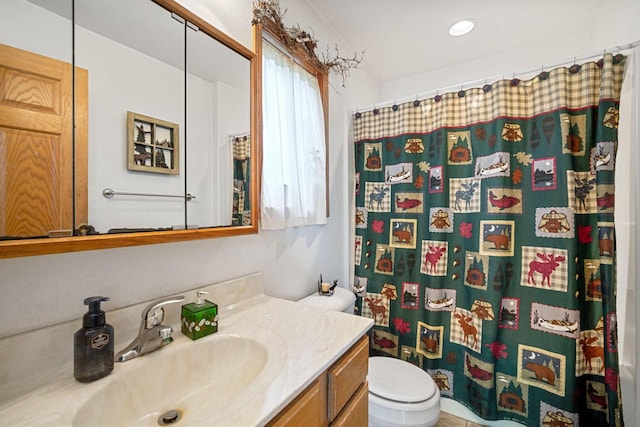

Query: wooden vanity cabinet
left=266, top=376, right=328, bottom=426
left=328, top=335, right=369, bottom=424
left=267, top=335, right=369, bottom=427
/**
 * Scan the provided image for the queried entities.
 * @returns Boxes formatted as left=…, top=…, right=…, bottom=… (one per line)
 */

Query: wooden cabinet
left=330, top=381, right=368, bottom=427
left=267, top=335, right=369, bottom=427
left=266, top=376, right=328, bottom=427
left=328, top=335, right=369, bottom=424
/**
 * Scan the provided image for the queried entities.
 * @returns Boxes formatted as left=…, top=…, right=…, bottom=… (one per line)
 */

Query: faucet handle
left=141, top=295, right=185, bottom=329
left=159, top=326, right=174, bottom=344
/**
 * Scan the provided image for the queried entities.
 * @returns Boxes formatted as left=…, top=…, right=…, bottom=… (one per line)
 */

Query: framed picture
left=479, top=220, right=515, bottom=257
left=389, top=218, right=417, bottom=249
left=127, top=111, right=179, bottom=175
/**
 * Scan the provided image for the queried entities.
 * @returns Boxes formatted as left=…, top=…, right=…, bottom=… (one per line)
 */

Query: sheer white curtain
left=261, top=41, right=327, bottom=230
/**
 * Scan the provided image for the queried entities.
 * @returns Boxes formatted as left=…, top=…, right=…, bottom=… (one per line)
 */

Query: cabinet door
left=327, top=335, right=369, bottom=421
left=267, top=376, right=328, bottom=427
left=330, top=381, right=368, bottom=427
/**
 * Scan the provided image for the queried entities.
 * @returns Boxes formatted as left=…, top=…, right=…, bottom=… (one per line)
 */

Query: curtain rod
left=262, top=31, right=310, bottom=71
left=230, top=132, right=250, bottom=140
left=262, top=31, right=293, bottom=61
left=355, top=39, right=640, bottom=113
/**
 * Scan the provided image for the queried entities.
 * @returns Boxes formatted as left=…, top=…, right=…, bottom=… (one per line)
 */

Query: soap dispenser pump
left=74, top=296, right=114, bottom=382
left=181, top=291, right=218, bottom=340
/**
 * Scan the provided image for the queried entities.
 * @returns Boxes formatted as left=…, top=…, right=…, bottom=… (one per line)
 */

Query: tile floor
left=436, top=411, right=485, bottom=427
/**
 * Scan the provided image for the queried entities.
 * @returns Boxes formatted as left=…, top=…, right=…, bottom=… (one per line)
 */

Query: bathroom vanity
left=268, top=335, right=369, bottom=426
left=0, top=274, right=373, bottom=426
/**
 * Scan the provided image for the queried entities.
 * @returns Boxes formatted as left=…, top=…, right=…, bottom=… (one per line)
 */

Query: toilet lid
left=368, top=357, right=437, bottom=403
left=298, top=287, right=355, bottom=312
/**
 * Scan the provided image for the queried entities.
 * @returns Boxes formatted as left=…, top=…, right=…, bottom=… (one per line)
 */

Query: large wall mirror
left=0, top=0, right=259, bottom=258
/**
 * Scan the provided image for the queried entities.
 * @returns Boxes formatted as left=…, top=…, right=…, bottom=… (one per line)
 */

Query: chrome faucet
left=115, top=295, right=185, bottom=362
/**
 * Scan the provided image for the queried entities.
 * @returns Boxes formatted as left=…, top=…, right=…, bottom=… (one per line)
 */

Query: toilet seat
left=368, top=357, right=437, bottom=403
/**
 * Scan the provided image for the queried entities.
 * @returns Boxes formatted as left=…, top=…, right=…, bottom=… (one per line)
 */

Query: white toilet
left=298, top=287, right=441, bottom=427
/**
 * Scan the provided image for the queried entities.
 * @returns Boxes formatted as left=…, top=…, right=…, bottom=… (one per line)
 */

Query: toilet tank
left=298, top=287, right=356, bottom=314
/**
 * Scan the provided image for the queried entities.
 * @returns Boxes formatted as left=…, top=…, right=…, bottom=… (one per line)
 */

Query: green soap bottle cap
left=195, top=290, right=208, bottom=306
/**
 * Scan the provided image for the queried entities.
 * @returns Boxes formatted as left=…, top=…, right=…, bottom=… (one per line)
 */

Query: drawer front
left=330, top=381, right=368, bottom=427
left=328, top=335, right=369, bottom=421
left=267, top=376, right=328, bottom=427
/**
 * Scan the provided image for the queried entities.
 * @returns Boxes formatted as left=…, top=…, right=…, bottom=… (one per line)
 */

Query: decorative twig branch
left=252, top=0, right=364, bottom=87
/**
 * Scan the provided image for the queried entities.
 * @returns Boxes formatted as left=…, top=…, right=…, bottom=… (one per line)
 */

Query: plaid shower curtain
left=232, top=134, right=251, bottom=225
left=353, top=54, right=626, bottom=426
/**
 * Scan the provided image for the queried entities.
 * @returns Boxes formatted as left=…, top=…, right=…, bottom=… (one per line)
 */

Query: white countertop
left=0, top=278, right=373, bottom=426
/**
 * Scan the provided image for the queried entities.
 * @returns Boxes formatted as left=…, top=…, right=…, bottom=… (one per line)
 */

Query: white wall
left=184, top=75, right=215, bottom=228
left=0, top=0, right=71, bottom=63
left=0, top=0, right=379, bottom=339
left=79, top=25, right=187, bottom=231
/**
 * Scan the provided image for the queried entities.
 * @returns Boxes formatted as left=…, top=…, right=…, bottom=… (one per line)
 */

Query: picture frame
left=389, top=218, right=417, bottom=249
left=416, top=321, right=444, bottom=359
left=517, top=344, right=566, bottom=396
left=127, top=111, right=179, bottom=175
left=479, top=220, right=515, bottom=257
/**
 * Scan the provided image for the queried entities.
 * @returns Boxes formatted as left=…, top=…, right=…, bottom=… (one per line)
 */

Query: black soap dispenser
left=74, top=296, right=114, bottom=382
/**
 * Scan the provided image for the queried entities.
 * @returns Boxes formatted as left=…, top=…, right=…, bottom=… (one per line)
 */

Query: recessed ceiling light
left=449, top=19, right=475, bottom=37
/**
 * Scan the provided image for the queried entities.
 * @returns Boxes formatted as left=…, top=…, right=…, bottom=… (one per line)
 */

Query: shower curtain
left=353, top=54, right=626, bottom=426
left=232, top=134, right=251, bottom=225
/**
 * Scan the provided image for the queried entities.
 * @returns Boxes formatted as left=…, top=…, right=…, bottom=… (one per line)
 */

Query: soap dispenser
left=74, top=296, right=114, bottom=382
left=181, top=291, right=218, bottom=340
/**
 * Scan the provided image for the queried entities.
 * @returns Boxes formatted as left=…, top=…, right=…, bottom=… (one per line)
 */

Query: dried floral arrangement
left=252, top=0, right=364, bottom=87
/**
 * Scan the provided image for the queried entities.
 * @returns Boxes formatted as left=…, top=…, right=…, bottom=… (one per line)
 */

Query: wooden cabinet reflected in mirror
left=0, top=0, right=259, bottom=258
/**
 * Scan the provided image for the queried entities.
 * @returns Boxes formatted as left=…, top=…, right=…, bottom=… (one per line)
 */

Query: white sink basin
left=0, top=287, right=372, bottom=427
left=73, top=335, right=267, bottom=426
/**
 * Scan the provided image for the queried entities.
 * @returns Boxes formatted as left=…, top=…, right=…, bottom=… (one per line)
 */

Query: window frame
left=253, top=18, right=330, bottom=216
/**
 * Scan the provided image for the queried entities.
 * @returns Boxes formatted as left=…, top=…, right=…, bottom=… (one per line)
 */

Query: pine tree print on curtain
left=353, top=54, right=626, bottom=426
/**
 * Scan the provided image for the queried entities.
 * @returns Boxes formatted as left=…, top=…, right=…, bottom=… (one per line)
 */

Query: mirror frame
left=0, top=0, right=260, bottom=259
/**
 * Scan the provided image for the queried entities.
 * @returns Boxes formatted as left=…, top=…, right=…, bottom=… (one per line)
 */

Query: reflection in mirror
left=0, top=0, right=259, bottom=258
left=75, top=0, right=186, bottom=233
left=186, top=18, right=251, bottom=228
left=0, top=0, right=74, bottom=239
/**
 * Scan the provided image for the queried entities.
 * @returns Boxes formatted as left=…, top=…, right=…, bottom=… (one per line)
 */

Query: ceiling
left=306, top=0, right=606, bottom=84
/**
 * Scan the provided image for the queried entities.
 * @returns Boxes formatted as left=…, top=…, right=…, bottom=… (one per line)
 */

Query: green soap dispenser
left=181, top=291, right=218, bottom=340
left=74, top=296, right=114, bottom=382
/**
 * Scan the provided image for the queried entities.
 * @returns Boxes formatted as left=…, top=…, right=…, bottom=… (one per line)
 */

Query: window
left=255, top=21, right=329, bottom=230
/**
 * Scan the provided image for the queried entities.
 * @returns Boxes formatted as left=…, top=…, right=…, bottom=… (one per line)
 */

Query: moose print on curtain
left=353, top=54, right=626, bottom=426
